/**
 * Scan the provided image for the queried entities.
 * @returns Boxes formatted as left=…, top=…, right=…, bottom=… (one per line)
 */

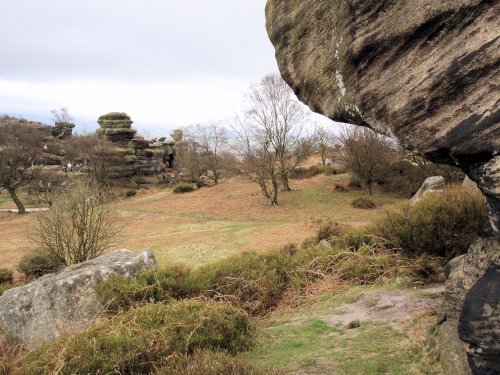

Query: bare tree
left=50, top=107, right=74, bottom=123
left=0, top=118, right=45, bottom=214
left=186, top=122, right=228, bottom=185
left=232, top=115, right=281, bottom=205
left=246, top=74, right=311, bottom=192
left=174, top=138, right=204, bottom=181
left=63, top=133, right=98, bottom=163
left=315, top=127, right=336, bottom=165
left=337, top=125, right=394, bottom=195
left=30, top=178, right=119, bottom=265
left=30, top=170, right=65, bottom=208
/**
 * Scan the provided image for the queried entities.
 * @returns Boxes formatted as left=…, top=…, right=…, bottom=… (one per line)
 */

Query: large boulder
left=411, top=176, right=445, bottom=203
left=266, top=0, right=499, bottom=233
left=0, top=249, right=156, bottom=348
left=441, top=238, right=500, bottom=373
left=459, top=258, right=500, bottom=374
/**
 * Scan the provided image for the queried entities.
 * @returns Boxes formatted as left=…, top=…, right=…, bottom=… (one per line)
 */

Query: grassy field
left=0, top=173, right=403, bottom=271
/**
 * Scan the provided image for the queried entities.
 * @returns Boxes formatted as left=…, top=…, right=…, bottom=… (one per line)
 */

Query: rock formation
left=411, top=176, right=445, bottom=204
left=96, top=113, right=138, bottom=178
left=266, top=1, right=499, bottom=373
left=96, top=112, right=177, bottom=182
left=266, top=0, right=499, bottom=233
left=0, top=250, right=156, bottom=348
left=444, top=238, right=500, bottom=373
left=52, top=121, right=75, bottom=139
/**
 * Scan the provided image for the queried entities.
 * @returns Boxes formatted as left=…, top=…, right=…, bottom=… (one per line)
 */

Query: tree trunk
left=8, top=188, right=26, bottom=214
left=270, top=178, right=279, bottom=205
left=367, top=180, right=373, bottom=195
left=321, top=151, right=327, bottom=166
left=281, top=173, right=291, bottom=192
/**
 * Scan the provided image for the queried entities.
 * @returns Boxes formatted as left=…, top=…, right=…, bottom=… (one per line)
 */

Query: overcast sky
left=1, top=0, right=317, bottom=135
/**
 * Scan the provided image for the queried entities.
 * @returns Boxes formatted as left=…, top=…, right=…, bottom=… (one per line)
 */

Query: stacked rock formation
left=133, top=138, right=178, bottom=177
left=96, top=113, right=138, bottom=178
left=96, top=112, right=177, bottom=181
left=266, top=1, right=499, bottom=373
left=97, top=112, right=137, bottom=146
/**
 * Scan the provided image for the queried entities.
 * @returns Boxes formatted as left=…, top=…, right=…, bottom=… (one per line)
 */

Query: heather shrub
left=351, top=197, right=376, bottom=209
left=316, top=222, right=343, bottom=242
left=373, top=185, right=486, bottom=259
left=173, top=183, right=196, bottom=193
left=17, top=251, right=64, bottom=279
left=347, top=177, right=362, bottom=189
left=96, top=266, right=195, bottom=313
left=0, top=269, right=13, bottom=284
left=334, top=183, right=348, bottom=192
left=19, top=301, right=254, bottom=375
left=125, top=190, right=137, bottom=198
left=301, top=236, right=317, bottom=249
left=289, top=165, right=336, bottom=180
left=281, top=243, right=298, bottom=256
left=187, top=251, right=290, bottom=316
left=289, top=166, right=320, bottom=179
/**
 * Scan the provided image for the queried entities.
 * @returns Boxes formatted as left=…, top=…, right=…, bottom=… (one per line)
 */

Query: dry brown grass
left=0, top=174, right=402, bottom=270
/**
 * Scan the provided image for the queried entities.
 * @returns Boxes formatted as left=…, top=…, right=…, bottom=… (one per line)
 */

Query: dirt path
left=0, top=208, right=48, bottom=213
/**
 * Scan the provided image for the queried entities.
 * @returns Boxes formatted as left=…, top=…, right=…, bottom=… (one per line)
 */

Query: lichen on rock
left=0, top=249, right=156, bottom=348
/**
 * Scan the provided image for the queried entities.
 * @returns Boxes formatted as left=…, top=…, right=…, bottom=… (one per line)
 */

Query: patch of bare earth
left=325, top=286, right=444, bottom=331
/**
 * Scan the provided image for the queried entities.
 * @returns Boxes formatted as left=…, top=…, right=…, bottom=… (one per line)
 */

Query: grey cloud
left=0, top=0, right=276, bottom=81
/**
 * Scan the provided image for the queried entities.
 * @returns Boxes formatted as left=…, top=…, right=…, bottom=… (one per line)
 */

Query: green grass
left=246, top=284, right=443, bottom=375
left=248, top=318, right=342, bottom=370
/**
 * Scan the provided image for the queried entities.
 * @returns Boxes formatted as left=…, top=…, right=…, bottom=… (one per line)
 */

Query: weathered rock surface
left=442, top=238, right=500, bottom=373
left=266, top=0, right=500, bottom=233
left=0, top=249, right=156, bottom=347
left=459, top=262, right=500, bottom=374
left=437, top=320, right=472, bottom=375
left=411, top=176, right=445, bottom=203
left=444, top=238, right=499, bottom=320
